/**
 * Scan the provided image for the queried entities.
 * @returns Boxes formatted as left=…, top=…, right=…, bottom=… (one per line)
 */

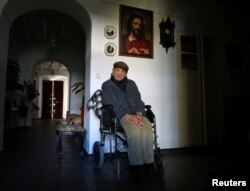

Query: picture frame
left=104, top=42, right=117, bottom=56
left=119, top=5, right=153, bottom=58
left=104, top=25, right=116, bottom=39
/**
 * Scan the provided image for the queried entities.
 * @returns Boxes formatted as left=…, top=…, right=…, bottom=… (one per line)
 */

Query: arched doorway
left=9, top=9, right=86, bottom=123
left=33, top=61, right=70, bottom=119
left=0, top=0, right=91, bottom=151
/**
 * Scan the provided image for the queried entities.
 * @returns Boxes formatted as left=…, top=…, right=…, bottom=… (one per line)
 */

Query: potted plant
left=22, top=80, right=40, bottom=103
left=19, top=80, right=40, bottom=116
left=5, top=58, right=23, bottom=103
left=17, top=80, right=40, bottom=127
left=4, top=58, right=23, bottom=129
left=71, top=82, right=85, bottom=94
left=71, top=81, right=85, bottom=121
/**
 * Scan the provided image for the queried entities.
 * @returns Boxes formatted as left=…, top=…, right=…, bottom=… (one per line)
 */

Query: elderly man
left=101, top=61, right=159, bottom=182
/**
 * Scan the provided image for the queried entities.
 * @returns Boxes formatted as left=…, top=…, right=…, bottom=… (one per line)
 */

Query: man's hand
left=122, top=113, right=143, bottom=128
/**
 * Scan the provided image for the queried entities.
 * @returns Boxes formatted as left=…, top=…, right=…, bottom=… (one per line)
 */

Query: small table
left=56, top=124, right=85, bottom=159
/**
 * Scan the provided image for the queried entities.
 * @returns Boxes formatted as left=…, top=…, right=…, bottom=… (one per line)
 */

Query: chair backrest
left=87, top=89, right=103, bottom=118
left=101, top=105, right=116, bottom=131
left=145, top=105, right=155, bottom=123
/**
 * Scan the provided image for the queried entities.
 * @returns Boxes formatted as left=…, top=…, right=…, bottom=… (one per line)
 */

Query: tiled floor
left=0, top=119, right=249, bottom=191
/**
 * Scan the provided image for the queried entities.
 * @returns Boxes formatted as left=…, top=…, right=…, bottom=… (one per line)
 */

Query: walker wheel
left=154, top=154, right=164, bottom=177
left=93, top=141, right=104, bottom=168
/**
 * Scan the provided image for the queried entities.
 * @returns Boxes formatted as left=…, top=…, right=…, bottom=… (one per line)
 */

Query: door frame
left=37, top=75, right=69, bottom=119
left=176, top=31, right=205, bottom=147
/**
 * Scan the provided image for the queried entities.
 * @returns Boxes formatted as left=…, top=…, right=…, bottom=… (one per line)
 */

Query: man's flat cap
left=113, top=61, right=129, bottom=72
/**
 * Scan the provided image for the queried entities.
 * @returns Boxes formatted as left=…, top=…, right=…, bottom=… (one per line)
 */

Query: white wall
left=81, top=0, right=181, bottom=153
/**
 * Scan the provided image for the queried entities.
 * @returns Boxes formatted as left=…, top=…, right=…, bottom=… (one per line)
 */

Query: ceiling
left=9, top=9, right=85, bottom=48
left=9, top=10, right=85, bottom=72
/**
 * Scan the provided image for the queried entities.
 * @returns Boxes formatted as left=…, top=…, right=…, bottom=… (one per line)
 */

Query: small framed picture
left=104, top=25, right=116, bottom=39
left=104, top=42, right=117, bottom=56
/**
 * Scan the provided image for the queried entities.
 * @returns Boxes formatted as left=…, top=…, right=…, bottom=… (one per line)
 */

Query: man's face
left=131, top=18, right=142, bottom=37
left=112, top=68, right=127, bottom=81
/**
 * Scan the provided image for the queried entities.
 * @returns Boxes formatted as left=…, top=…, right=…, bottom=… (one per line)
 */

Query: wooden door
left=53, top=81, right=63, bottom=119
left=42, top=81, right=52, bottom=119
left=177, top=33, right=204, bottom=147
left=41, top=80, right=63, bottom=119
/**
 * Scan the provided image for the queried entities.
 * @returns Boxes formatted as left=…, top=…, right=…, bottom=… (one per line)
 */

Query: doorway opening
left=42, top=80, right=63, bottom=119
left=33, top=61, right=70, bottom=119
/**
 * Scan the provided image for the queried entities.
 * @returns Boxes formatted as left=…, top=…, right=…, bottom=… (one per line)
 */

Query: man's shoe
left=129, top=165, right=145, bottom=183
left=144, top=164, right=163, bottom=182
